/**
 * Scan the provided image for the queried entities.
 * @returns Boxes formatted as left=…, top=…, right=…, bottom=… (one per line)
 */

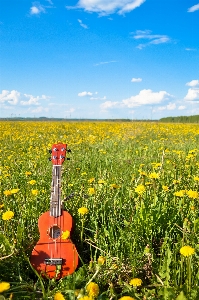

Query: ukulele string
left=58, top=164, right=61, bottom=261
left=55, top=165, right=58, bottom=260
left=50, top=165, right=55, bottom=261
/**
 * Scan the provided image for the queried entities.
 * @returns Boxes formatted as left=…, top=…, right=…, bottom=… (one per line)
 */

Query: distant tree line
left=160, top=115, right=199, bottom=123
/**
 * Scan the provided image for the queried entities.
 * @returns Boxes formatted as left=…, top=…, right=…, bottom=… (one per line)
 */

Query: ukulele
left=30, top=143, right=78, bottom=279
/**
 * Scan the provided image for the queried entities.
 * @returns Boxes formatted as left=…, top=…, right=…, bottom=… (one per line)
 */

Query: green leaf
left=0, top=233, right=12, bottom=256
left=176, top=291, right=187, bottom=300
left=16, top=223, right=24, bottom=244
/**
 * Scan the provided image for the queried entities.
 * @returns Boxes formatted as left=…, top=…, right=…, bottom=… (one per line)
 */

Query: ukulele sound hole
left=49, top=225, right=61, bottom=239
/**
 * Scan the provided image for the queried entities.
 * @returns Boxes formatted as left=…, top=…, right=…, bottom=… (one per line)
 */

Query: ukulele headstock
left=50, top=143, right=67, bottom=166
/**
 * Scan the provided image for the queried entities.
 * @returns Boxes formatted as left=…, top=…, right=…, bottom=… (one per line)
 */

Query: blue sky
left=0, top=0, right=199, bottom=119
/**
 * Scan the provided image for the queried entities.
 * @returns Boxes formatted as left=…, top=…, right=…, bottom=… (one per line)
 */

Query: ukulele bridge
left=44, top=258, right=63, bottom=265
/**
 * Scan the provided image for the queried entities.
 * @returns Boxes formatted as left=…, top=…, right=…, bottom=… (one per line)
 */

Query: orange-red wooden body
left=30, top=210, right=78, bottom=279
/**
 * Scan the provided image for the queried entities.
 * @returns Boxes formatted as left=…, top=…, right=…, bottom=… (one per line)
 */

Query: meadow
left=1, top=121, right=199, bottom=300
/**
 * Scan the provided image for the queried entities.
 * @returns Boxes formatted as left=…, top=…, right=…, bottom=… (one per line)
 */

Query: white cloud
left=100, top=101, right=121, bottom=111
left=21, top=94, right=49, bottom=106
left=185, top=81, right=199, bottom=101
left=178, top=106, right=186, bottom=110
left=78, top=91, right=93, bottom=97
left=184, top=88, right=199, bottom=101
left=90, top=96, right=106, bottom=100
left=30, top=3, right=45, bottom=15
left=157, top=103, right=176, bottom=111
left=30, top=6, right=40, bottom=14
left=30, top=106, right=49, bottom=113
left=157, top=106, right=166, bottom=111
left=94, top=60, right=117, bottom=66
left=167, top=103, right=176, bottom=110
left=66, top=0, right=146, bottom=15
left=131, top=77, right=142, bottom=82
left=78, top=19, right=88, bottom=29
left=185, top=48, right=196, bottom=51
left=132, top=30, right=170, bottom=49
left=65, top=108, right=75, bottom=113
left=186, top=80, right=199, bottom=87
left=0, top=89, right=50, bottom=107
left=122, top=89, right=171, bottom=107
left=150, top=37, right=170, bottom=45
left=0, top=90, right=20, bottom=105
left=46, top=0, right=53, bottom=4
left=188, top=4, right=199, bottom=12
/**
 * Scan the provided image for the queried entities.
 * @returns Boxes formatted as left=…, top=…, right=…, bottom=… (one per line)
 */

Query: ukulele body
left=30, top=210, right=79, bottom=279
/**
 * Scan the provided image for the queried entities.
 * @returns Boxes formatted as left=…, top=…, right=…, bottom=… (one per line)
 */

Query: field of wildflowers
left=1, top=121, right=199, bottom=300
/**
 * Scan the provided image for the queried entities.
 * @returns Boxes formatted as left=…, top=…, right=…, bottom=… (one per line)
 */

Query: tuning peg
left=48, top=150, right=52, bottom=153
left=60, top=155, right=65, bottom=159
left=67, top=149, right=71, bottom=153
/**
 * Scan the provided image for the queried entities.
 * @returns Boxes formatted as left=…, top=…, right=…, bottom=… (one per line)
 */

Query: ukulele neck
left=50, top=165, right=62, bottom=217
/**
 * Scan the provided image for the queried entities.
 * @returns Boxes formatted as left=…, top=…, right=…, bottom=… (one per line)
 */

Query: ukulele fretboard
left=50, top=165, right=62, bottom=217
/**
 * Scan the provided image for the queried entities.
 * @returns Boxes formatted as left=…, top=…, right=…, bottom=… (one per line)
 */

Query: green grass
left=1, top=121, right=199, bottom=299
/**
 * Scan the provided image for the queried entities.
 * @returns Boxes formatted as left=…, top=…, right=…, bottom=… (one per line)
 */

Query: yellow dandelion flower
left=193, top=176, right=199, bottom=181
left=110, top=184, right=120, bottom=189
left=155, top=163, right=161, bottom=168
left=139, top=163, right=145, bottom=167
left=10, top=188, right=19, bottom=194
left=190, top=206, right=195, bottom=210
left=189, top=149, right=197, bottom=154
left=98, top=179, right=106, bottom=184
left=28, top=180, right=36, bottom=185
left=88, top=188, right=95, bottom=195
left=162, top=185, right=169, bottom=192
left=78, top=296, right=92, bottom=300
left=139, top=171, right=147, bottom=176
left=54, top=292, right=65, bottom=300
left=74, top=289, right=80, bottom=297
left=174, top=190, right=185, bottom=197
left=2, top=210, right=14, bottom=221
left=148, top=172, right=159, bottom=179
left=25, top=171, right=32, bottom=176
left=3, top=190, right=12, bottom=196
left=61, top=230, right=70, bottom=240
left=134, top=185, right=145, bottom=194
left=86, top=282, right=99, bottom=298
left=78, top=207, right=88, bottom=215
left=119, top=297, right=135, bottom=300
left=187, top=190, right=198, bottom=199
left=31, top=189, right=38, bottom=196
left=97, top=256, right=106, bottom=265
left=129, top=278, right=143, bottom=287
left=99, top=149, right=106, bottom=154
left=81, top=172, right=87, bottom=176
left=180, top=245, right=195, bottom=257
left=0, top=204, right=4, bottom=209
left=4, top=174, right=10, bottom=178
left=173, top=180, right=180, bottom=184
left=111, top=263, right=118, bottom=270
left=145, top=182, right=153, bottom=186
left=0, top=282, right=10, bottom=293
left=88, top=177, right=95, bottom=183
